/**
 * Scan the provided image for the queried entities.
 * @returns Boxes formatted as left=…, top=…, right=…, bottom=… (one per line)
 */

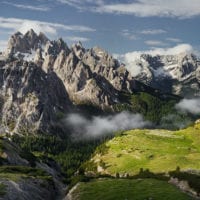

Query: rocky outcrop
left=1, top=178, right=56, bottom=200
left=0, top=137, right=65, bottom=200
left=169, top=177, right=199, bottom=198
left=5, top=29, right=49, bottom=57
left=42, top=41, right=135, bottom=108
left=0, top=59, right=72, bottom=134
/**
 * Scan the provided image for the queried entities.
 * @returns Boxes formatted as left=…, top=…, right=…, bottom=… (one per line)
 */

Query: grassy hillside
left=69, top=178, right=192, bottom=200
left=88, top=123, right=200, bottom=175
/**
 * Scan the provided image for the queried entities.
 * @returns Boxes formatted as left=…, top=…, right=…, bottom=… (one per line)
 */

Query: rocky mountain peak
left=5, top=30, right=49, bottom=57
left=72, top=41, right=85, bottom=59
left=1, top=29, right=199, bottom=135
left=132, top=51, right=200, bottom=97
left=0, top=29, right=140, bottom=134
left=38, top=32, right=49, bottom=44
left=24, top=29, right=37, bottom=40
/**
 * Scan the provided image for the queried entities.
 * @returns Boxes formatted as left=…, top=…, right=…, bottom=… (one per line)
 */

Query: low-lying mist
left=175, top=98, right=200, bottom=114
left=65, top=112, right=151, bottom=139
left=64, top=98, right=200, bottom=139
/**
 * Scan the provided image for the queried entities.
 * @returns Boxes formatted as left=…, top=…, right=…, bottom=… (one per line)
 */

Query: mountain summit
left=0, top=30, right=139, bottom=134
left=0, top=30, right=198, bottom=135
left=4, top=30, right=139, bottom=104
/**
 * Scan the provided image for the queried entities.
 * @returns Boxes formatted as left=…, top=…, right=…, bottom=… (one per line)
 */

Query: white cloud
left=176, top=98, right=200, bottom=114
left=58, top=0, right=104, bottom=11
left=65, top=36, right=90, bottom=42
left=60, top=0, right=200, bottom=19
left=121, top=30, right=137, bottom=40
left=141, top=29, right=167, bottom=35
left=97, top=0, right=200, bottom=19
left=116, top=44, right=194, bottom=77
left=2, top=2, right=50, bottom=11
left=145, top=40, right=168, bottom=47
left=166, top=38, right=182, bottom=43
left=0, top=17, right=95, bottom=37
left=66, top=112, right=150, bottom=138
left=155, top=44, right=193, bottom=55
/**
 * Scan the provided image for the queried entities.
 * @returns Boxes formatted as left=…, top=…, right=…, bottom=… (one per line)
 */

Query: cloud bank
left=2, top=2, right=50, bottom=12
left=141, top=29, right=167, bottom=35
left=66, top=112, right=150, bottom=138
left=176, top=98, right=200, bottom=114
left=59, top=0, right=200, bottom=19
left=0, top=17, right=95, bottom=37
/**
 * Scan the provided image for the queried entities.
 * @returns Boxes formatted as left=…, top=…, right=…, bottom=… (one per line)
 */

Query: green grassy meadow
left=70, top=178, right=193, bottom=200
left=90, top=123, right=200, bottom=175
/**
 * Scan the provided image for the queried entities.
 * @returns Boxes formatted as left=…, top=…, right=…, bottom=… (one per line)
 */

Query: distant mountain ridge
left=129, top=53, right=200, bottom=97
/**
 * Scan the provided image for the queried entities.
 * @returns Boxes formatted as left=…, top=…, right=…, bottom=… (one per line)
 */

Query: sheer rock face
left=5, top=29, right=49, bottom=56
left=0, top=138, right=64, bottom=200
left=51, top=44, right=135, bottom=108
left=4, top=30, right=135, bottom=107
left=1, top=30, right=138, bottom=133
left=0, top=60, right=72, bottom=134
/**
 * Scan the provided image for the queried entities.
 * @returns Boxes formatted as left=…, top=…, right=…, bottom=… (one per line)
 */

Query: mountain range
left=0, top=29, right=199, bottom=200
left=0, top=29, right=199, bottom=135
left=128, top=52, right=200, bottom=97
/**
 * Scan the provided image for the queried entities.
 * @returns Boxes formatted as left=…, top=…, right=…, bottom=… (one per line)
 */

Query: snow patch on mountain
left=116, top=44, right=195, bottom=77
left=115, top=44, right=200, bottom=97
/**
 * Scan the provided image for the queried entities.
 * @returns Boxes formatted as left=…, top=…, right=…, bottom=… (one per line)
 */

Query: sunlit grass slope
left=90, top=123, right=200, bottom=175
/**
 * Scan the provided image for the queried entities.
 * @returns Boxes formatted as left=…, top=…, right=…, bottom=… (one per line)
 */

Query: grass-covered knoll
left=90, top=123, right=200, bottom=175
left=70, top=178, right=192, bottom=200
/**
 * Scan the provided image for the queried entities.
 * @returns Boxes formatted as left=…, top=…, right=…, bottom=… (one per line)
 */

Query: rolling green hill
left=66, top=122, right=200, bottom=200
left=87, top=123, right=200, bottom=176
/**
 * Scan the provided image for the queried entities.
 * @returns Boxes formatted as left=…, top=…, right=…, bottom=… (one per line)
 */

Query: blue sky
left=0, top=0, right=200, bottom=55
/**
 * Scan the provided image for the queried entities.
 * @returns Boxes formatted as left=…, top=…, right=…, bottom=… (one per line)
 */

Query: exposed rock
left=195, top=119, right=200, bottom=124
left=5, top=29, right=49, bottom=58
left=72, top=42, right=85, bottom=59
left=130, top=53, right=200, bottom=97
left=1, top=29, right=180, bottom=134
left=64, top=183, right=80, bottom=200
left=3, top=30, right=137, bottom=112
left=1, top=178, right=56, bottom=200
left=0, top=137, right=29, bottom=166
left=0, top=137, right=66, bottom=200
left=0, top=60, right=72, bottom=134
left=169, top=177, right=199, bottom=198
